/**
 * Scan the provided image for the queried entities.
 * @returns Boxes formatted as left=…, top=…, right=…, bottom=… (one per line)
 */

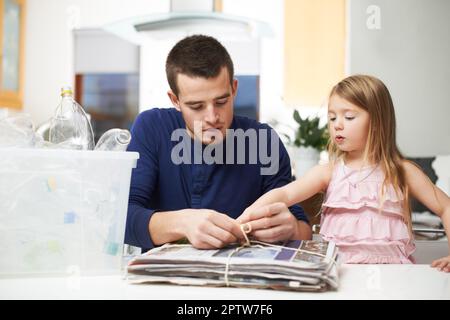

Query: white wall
left=23, top=0, right=168, bottom=127
left=74, top=29, right=139, bottom=74
left=139, top=39, right=174, bottom=110
left=348, top=0, right=450, bottom=157
left=223, top=0, right=285, bottom=123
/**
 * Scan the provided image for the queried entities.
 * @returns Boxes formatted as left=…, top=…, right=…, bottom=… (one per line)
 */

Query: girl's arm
left=245, top=163, right=332, bottom=214
left=404, top=161, right=450, bottom=272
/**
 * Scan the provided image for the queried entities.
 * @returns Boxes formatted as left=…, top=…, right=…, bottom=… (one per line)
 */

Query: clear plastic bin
left=0, top=148, right=139, bottom=277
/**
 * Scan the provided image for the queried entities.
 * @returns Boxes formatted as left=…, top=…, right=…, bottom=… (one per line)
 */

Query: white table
left=0, top=264, right=448, bottom=300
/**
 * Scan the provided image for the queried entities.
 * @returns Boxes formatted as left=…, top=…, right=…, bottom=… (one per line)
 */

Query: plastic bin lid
left=0, top=147, right=140, bottom=160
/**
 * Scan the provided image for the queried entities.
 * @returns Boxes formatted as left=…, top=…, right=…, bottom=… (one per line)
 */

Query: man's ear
left=232, top=79, right=238, bottom=97
left=167, top=90, right=181, bottom=111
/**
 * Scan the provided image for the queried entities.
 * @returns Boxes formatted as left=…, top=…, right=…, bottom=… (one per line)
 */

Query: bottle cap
left=117, top=130, right=131, bottom=145
left=60, top=86, right=73, bottom=97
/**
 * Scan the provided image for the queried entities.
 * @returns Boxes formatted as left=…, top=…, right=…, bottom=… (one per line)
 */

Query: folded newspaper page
left=126, top=240, right=339, bottom=292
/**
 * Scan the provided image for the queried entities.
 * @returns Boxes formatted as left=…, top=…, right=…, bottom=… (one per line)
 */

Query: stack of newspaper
left=126, top=240, right=339, bottom=292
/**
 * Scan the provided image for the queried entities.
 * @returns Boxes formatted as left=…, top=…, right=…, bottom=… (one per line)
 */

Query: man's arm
left=125, top=112, right=160, bottom=248
left=126, top=111, right=242, bottom=249
left=149, top=209, right=243, bottom=249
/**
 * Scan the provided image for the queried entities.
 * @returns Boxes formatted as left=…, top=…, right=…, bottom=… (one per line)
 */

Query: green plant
left=286, top=110, right=329, bottom=151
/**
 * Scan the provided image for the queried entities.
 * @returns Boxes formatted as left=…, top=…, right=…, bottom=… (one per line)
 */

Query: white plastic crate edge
left=0, top=147, right=140, bottom=163
left=0, top=148, right=140, bottom=277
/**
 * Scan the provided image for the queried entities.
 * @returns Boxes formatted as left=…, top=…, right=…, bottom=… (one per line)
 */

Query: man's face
left=168, top=66, right=237, bottom=145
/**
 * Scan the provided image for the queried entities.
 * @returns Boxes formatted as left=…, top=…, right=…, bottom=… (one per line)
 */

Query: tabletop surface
left=0, top=264, right=449, bottom=300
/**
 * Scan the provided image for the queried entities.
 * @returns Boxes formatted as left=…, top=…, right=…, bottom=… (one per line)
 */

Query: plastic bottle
left=35, top=118, right=52, bottom=141
left=0, top=113, right=36, bottom=148
left=94, top=128, right=131, bottom=151
left=49, top=86, right=95, bottom=150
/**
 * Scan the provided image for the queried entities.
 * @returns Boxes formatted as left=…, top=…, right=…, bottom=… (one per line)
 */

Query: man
left=126, top=35, right=311, bottom=250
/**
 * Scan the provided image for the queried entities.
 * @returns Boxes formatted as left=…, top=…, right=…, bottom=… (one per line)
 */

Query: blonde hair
left=327, top=75, right=413, bottom=231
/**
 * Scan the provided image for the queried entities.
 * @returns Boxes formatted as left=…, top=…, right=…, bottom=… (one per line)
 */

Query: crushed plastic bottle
left=48, top=86, right=95, bottom=150
left=94, top=128, right=131, bottom=152
left=35, top=118, right=52, bottom=141
left=0, top=113, right=37, bottom=148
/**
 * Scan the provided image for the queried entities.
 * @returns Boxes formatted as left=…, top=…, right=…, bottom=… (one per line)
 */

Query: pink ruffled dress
left=320, top=161, right=415, bottom=264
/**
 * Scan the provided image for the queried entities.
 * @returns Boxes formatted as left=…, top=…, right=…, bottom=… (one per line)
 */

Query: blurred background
left=1, top=0, right=449, bottom=156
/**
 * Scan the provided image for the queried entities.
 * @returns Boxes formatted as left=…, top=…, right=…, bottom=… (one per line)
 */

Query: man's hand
left=181, top=209, right=244, bottom=249
left=237, top=202, right=299, bottom=243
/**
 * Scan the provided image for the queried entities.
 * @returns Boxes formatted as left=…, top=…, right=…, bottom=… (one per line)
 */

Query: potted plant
left=285, top=110, right=329, bottom=179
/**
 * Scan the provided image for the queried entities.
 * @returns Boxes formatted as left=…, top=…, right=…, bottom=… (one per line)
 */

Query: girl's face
left=328, top=94, right=370, bottom=156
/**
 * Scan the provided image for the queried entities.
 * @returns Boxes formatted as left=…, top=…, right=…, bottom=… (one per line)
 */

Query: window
left=0, top=0, right=26, bottom=109
left=75, top=73, right=139, bottom=142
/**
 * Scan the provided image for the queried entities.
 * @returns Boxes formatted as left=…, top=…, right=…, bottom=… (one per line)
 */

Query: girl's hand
left=431, top=255, right=450, bottom=272
left=238, top=202, right=299, bottom=243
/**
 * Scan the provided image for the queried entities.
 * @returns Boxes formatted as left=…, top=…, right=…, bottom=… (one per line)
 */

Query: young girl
left=240, top=75, right=450, bottom=271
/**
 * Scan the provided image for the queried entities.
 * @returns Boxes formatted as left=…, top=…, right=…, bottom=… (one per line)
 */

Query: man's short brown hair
left=166, top=35, right=234, bottom=97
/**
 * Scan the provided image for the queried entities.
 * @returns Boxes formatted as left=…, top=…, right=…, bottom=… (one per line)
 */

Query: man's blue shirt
left=126, top=108, right=308, bottom=249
